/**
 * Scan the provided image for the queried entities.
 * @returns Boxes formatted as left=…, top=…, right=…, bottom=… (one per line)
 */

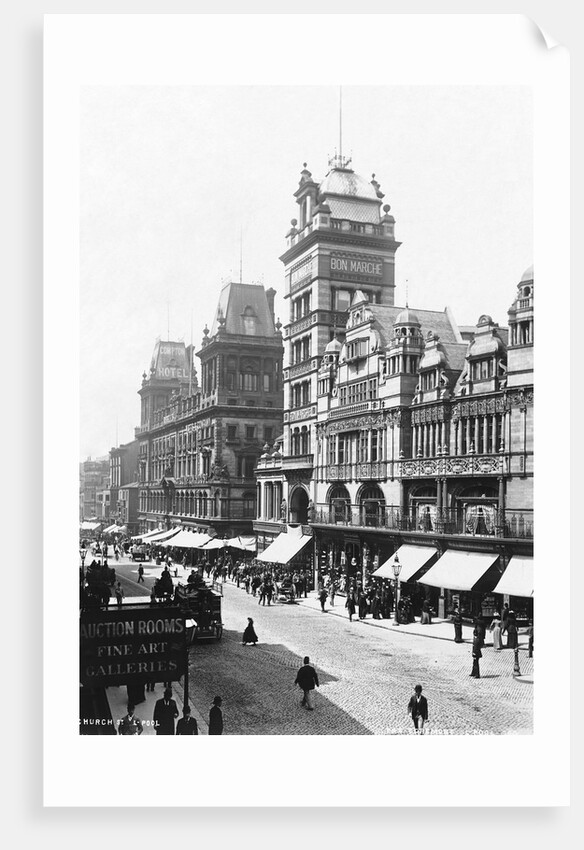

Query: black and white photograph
left=42, top=12, right=570, bottom=808
left=78, top=81, right=534, bottom=738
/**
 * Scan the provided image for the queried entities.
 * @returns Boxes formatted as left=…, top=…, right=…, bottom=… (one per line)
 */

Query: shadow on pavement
left=187, top=628, right=372, bottom=735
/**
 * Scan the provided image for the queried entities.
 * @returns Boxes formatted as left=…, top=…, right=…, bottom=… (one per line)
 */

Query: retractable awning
left=373, top=545, right=438, bottom=582
left=493, top=557, right=534, bottom=597
left=144, top=527, right=182, bottom=543
left=256, top=529, right=312, bottom=565
left=130, top=527, right=165, bottom=541
left=157, top=530, right=212, bottom=549
left=419, top=550, right=500, bottom=591
left=200, top=538, right=227, bottom=551
left=227, top=536, right=257, bottom=552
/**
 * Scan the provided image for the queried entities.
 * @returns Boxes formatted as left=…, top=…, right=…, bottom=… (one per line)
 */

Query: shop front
left=493, top=556, right=534, bottom=625
left=419, top=549, right=503, bottom=620
left=373, top=544, right=440, bottom=619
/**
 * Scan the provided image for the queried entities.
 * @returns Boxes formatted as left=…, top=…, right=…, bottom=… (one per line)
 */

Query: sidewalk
left=293, top=591, right=531, bottom=650
left=105, top=678, right=209, bottom=735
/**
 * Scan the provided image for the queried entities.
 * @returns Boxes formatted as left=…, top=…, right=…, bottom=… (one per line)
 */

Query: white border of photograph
left=44, top=13, right=569, bottom=807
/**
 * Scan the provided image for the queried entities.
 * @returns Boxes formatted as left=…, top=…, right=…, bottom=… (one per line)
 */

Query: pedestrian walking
left=345, top=590, right=356, bottom=622
left=265, top=579, right=274, bottom=606
left=294, top=656, right=319, bottom=711
left=145, top=680, right=155, bottom=692
left=420, top=599, right=432, bottom=625
left=501, top=602, right=510, bottom=634
left=242, top=617, right=258, bottom=645
left=489, top=612, right=503, bottom=650
left=527, top=619, right=534, bottom=657
left=319, top=586, right=328, bottom=613
left=371, top=590, right=382, bottom=619
left=470, top=626, right=482, bottom=678
left=114, top=581, right=124, bottom=609
left=209, top=696, right=224, bottom=735
left=137, top=565, right=145, bottom=583
left=451, top=605, right=463, bottom=642
left=118, top=703, right=143, bottom=735
left=407, top=685, right=428, bottom=733
left=153, top=688, right=179, bottom=735
left=358, top=589, right=368, bottom=620
left=176, top=705, right=198, bottom=735
left=506, top=611, right=518, bottom=649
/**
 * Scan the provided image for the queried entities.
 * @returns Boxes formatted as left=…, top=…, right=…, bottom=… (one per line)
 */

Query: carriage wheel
left=215, top=624, right=223, bottom=641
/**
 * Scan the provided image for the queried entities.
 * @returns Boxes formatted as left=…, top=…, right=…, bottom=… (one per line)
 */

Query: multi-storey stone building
left=136, top=281, right=284, bottom=538
left=254, top=156, right=533, bottom=621
left=79, top=456, right=110, bottom=521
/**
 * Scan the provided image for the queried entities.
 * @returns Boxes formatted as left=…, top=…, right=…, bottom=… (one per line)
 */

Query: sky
left=80, top=85, right=532, bottom=459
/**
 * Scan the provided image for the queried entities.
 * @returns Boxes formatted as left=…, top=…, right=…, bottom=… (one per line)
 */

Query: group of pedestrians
left=466, top=604, right=527, bottom=679
left=118, top=687, right=224, bottom=736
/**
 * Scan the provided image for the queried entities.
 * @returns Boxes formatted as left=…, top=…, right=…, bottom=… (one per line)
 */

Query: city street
left=107, top=556, right=533, bottom=735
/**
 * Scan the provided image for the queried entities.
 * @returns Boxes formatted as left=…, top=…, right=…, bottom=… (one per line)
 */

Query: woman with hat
left=489, top=611, right=503, bottom=650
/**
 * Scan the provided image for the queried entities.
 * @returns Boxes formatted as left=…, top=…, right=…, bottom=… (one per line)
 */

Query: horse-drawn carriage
left=173, top=579, right=223, bottom=643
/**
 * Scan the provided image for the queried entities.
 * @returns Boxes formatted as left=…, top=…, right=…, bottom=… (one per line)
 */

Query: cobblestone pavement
left=182, top=580, right=533, bottom=736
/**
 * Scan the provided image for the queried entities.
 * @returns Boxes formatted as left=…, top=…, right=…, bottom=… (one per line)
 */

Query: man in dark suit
left=208, top=696, right=224, bottom=735
left=294, top=656, right=320, bottom=711
left=407, top=685, right=428, bottom=733
left=153, top=688, right=179, bottom=735
left=176, top=705, right=198, bottom=735
left=470, top=627, right=482, bottom=678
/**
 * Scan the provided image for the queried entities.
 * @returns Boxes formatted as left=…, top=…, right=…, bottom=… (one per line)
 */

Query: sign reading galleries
left=80, top=607, right=186, bottom=686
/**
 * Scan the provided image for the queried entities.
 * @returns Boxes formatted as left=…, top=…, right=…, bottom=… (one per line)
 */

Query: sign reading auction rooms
left=80, top=607, right=186, bottom=686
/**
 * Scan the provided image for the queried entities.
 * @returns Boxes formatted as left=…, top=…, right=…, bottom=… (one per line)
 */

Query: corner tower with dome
left=278, top=155, right=400, bottom=524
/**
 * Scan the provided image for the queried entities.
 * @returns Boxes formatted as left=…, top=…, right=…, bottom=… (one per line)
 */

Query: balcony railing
left=310, top=503, right=533, bottom=539
left=327, top=461, right=387, bottom=481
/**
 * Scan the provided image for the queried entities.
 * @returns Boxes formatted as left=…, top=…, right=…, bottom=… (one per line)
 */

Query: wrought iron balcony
left=310, top=503, right=533, bottom=539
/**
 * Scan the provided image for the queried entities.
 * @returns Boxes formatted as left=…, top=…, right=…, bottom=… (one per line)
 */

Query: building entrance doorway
left=290, top=487, right=309, bottom=524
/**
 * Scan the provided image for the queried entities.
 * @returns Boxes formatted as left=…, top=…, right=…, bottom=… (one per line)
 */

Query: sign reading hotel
left=155, top=342, right=190, bottom=379
left=330, top=254, right=384, bottom=277
left=80, top=607, right=186, bottom=686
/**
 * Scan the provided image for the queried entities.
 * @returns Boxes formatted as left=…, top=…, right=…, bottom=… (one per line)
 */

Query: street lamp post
left=79, top=546, right=87, bottom=581
left=392, top=554, right=402, bottom=626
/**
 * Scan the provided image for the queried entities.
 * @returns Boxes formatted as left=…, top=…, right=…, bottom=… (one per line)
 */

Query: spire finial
left=339, top=85, right=343, bottom=161
left=405, top=279, right=409, bottom=308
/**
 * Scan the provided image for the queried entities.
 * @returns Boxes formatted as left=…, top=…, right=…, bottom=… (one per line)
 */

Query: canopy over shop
left=492, top=556, right=534, bottom=621
left=419, top=549, right=502, bottom=619
left=256, top=526, right=312, bottom=567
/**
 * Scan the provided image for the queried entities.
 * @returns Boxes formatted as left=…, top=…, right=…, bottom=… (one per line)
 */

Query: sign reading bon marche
left=80, top=607, right=186, bottom=686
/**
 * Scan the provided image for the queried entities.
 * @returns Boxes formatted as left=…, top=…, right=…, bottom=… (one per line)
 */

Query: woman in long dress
left=506, top=611, right=518, bottom=649
left=489, top=613, right=503, bottom=650
left=242, top=617, right=258, bottom=645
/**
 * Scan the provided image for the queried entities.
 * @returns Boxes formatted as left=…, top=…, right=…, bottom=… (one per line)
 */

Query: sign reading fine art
left=80, top=607, right=186, bottom=686
left=330, top=254, right=384, bottom=277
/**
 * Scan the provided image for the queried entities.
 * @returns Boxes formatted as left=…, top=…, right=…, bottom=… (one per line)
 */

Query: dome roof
left=394, top=306, right=421, bottom=326
left=325, top=336, right=342, bottom=354
left=319, top=168, right=379, bottom=202
left=520, top=265, right=534, bottom=283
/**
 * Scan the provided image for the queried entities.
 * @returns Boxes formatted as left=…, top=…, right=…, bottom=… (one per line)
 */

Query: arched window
left=329, top=485, right=351, bottom=524
left=359, top=484, right=385, bottom=528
